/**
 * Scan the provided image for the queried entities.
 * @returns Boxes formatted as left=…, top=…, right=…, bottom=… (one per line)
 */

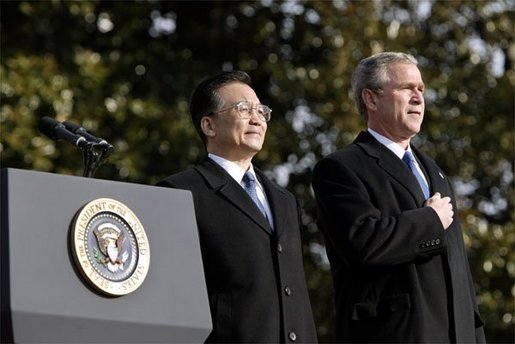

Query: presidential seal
left=71, top=198, right=150, bottom=296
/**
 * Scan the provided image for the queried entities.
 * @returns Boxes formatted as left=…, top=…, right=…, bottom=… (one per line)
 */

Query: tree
left=1, top=1, right=513, bottom=342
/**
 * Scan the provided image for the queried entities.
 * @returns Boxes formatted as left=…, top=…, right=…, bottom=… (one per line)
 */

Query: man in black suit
left=158, top=71, right=317, bottom=343
left=312, top=52, right=485, bottom=343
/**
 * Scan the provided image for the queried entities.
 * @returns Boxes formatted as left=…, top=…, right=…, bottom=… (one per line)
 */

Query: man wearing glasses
left=158, top=71, right=317, bottom=343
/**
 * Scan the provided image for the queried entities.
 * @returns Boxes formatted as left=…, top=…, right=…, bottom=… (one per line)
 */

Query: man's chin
left=244, top=145, right=263, bottom=156
left=244, top=140, right=264, bottom=151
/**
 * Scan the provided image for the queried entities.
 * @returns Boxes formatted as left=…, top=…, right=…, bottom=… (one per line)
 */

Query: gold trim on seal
left=71, top=198, right=150, bottom=296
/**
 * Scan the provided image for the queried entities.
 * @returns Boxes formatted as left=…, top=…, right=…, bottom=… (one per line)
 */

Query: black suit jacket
left=158, top=157, right=317, bottom=343
left=312, top=131, right=485, bottom=343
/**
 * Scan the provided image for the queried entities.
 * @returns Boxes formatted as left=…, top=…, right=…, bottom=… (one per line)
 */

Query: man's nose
left=411, top=91, right=424, bottom=104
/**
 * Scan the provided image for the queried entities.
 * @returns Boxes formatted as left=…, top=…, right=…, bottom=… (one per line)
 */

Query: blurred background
left=1, top=0, right=513, bottom=342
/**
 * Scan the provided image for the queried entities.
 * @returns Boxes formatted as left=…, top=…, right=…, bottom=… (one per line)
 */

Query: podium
left=1, top=168, right=212, bottom=343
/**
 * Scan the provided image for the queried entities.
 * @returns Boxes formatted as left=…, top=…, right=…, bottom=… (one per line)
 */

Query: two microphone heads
left=39, top=117, right=114, bottom=154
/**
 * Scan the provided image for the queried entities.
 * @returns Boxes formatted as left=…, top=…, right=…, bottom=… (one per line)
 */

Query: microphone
left=39, top=117, right=88, bottom=148
left=63, top=121, right=114, bottom=154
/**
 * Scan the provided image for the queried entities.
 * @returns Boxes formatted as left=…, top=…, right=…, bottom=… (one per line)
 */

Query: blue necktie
left=402, top=151, right=430, bottom=199
left=242, top=172, right=268, bottom=219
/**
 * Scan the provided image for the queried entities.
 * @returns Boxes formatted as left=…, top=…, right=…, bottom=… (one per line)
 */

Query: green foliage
left=1, top=1, right=513, bottom=342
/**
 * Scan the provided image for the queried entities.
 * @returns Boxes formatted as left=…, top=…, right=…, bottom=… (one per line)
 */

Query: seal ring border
left=71, top=197, right=150, bottom=296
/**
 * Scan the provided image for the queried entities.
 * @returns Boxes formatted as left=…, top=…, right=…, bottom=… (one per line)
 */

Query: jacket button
left=436, top=238, right=440, bottom=245
left=284, top=287, right=291, bottom=296
left=419, top=243, right=425, bottom=248
left=431, top=239, right=436, bottom=246
left=277, top=243, right=283, bottom=253
left=288, top=332, right=297, bottom=342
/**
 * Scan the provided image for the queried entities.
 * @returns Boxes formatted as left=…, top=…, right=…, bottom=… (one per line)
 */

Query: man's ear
left=362, top=89, right=378, bottom=111
left=201, top=116, right=216, bottom=138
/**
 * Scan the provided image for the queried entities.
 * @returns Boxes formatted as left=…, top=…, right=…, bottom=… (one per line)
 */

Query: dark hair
left=190, top=71, right=252, bottom=144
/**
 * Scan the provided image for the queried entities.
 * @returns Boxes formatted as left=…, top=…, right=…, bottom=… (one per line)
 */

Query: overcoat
left=312, top=131, right=485, bottom=343
left=158, top=157, right=317, bottom=343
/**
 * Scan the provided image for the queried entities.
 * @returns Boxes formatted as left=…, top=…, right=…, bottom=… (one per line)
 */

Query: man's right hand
left=425, top=192, right=454, bottom=230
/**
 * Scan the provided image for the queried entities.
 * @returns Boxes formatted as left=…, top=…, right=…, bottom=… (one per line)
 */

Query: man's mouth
left=246, top=131, right=261, bottom=136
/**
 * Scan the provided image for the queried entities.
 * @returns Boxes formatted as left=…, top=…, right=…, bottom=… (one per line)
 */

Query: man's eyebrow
left=397, top=81, right=425, bottom=89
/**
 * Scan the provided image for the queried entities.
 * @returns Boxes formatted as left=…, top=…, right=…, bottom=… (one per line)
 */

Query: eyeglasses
left=209, top=101, right=272, bottom=122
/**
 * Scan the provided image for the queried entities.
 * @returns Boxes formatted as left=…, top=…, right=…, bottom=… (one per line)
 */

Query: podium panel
left=1, top=168, right=212, bottom=343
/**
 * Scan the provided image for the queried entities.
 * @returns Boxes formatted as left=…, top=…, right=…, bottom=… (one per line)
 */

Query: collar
left=367, top=128, right=414, bottom=160
left=208, top=153, right=256, bottom=184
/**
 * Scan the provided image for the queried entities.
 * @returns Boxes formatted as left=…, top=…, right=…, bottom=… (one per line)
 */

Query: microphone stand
left=81, top=142, right=114, bottom=178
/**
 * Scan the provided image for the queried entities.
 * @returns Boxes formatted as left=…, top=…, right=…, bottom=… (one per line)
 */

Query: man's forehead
left=386, top=63, right=423, bottom=82
left=218, top=82, right=257, bottom=101
left=387, top=62, right=420, bottom=73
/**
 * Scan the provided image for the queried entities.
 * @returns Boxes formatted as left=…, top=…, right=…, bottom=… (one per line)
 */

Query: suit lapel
left=355, top=131, right=427, bottom=204
left=414, top=148, right=448, bottom=196
left=195, top=157, right=271, bottom=234
left=256, top=169, right=289, bottom=238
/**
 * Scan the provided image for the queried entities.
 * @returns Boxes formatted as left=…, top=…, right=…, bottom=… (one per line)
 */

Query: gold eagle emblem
left=93, top=223, right=129, bottom=272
